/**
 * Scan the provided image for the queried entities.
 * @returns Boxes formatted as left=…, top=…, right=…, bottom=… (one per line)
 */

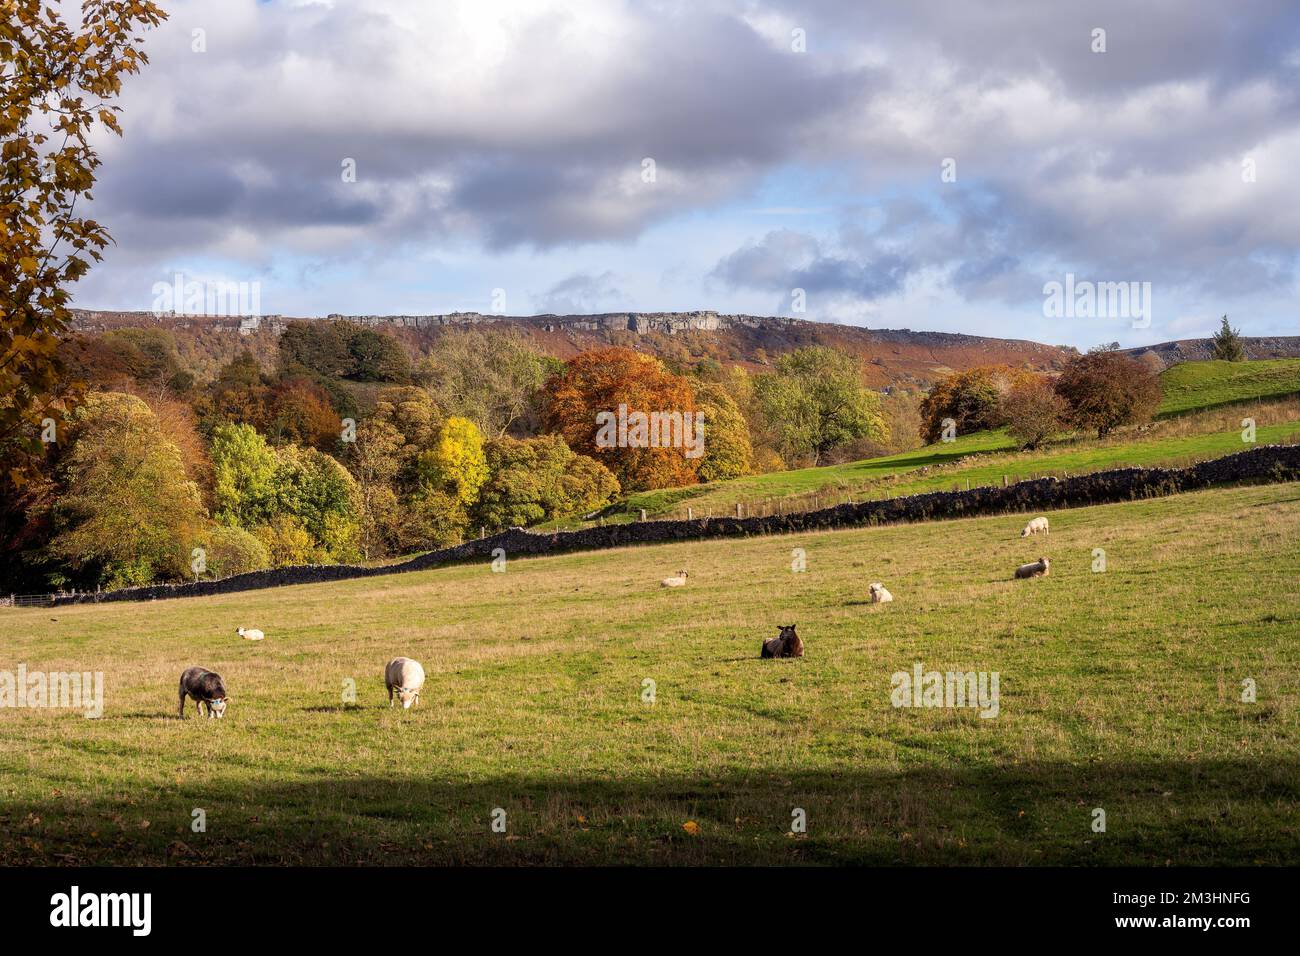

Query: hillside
left=68, top=308, right=1076, bottom=389
left=1156, top=358, right=1300, bottom=416
left=589, top=360, right=1300, bottom=524
left=3, top=481, right=1296, bottom=865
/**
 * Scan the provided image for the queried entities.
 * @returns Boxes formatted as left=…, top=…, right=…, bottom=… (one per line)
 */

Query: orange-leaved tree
left=918, top=364, right=1037, bottom=444
left=543, top=347, right=700, bottom=492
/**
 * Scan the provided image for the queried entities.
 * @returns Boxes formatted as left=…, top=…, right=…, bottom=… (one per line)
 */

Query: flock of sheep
left=671, top=514, right=1051, bottom=659
left=174, top=514, right=1055, bottom=716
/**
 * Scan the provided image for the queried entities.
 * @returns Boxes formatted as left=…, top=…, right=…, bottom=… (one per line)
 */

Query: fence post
left=1002, top=474, right=1008, bottom=487
left=735, top=502, right=742, bottom=518
left=640, top=509, right=647, bottom=521
left=687, top=507, right=693, bottom=520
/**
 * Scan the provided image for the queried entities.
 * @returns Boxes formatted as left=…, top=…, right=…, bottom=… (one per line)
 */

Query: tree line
left=0, top=318, right=920, bottom=591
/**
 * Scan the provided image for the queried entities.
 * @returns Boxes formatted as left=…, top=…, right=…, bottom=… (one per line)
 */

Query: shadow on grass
left=3, top=758, right=1296, bottom=866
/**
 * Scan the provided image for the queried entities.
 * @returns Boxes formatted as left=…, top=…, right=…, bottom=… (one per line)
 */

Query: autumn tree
left=919, top=365, right=1034, bottom=444
left=1054, top=346, right=1163, bottom=437
left=752, top=346, right=886, bottom=466
left=210, top=422, right=361, bottom=564
left=1002, top=376, right=1068, bottom=450
left=202, top=351, right=270, bottom=431
left=1, top=0, right=167, bottom=484
left=419, top=328, right=549, bottom=437
left=693, top=382, right=752, bottom=482
left=48, top=392, right=205, bottom=589
left=197, top=524, right=270, bottom=578
left=342, top=418, right=403, bottom=559
left=1211, top=315, right=1245, bottom=362
left=262, top=376, right=341, bottom=450
left=543, top=347, right=700, bottom=492
left=92, top=327, right=191, bottom=396
left=416, top=416, right=488, bottom=506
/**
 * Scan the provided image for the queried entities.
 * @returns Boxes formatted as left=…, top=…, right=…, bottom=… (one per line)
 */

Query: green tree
left=198, top=524, right=271, bottom=578
left=211, top=422, right=279, bottom=528
left=753, top=347, right=886, bottom=466
left=270, top=444, right=361, bottom=562
left=347, top=325, right=412, bottom=382
left=1, top=0, right=167, bottom=484
left=48, top=392, right=205, bottom=589
left=1211, top=315, right=1245, bottom=362
left=475, top=434, right=619, bottom=531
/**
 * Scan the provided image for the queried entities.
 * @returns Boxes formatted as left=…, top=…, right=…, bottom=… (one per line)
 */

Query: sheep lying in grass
left=385, top=657, right=425, bottom=709
left=178, top=666, right=229, bottom=719
left=1014, top=557, right=1050, bottom=579
left=660, top=570, right=689, bottom=588
left=236, top=627, right=264, bottom=641
left=761, top=624, right=804, bottom=659
left=1020, top=516, right=1049, bottom=537
left=868, top=582, right=894, bottom=604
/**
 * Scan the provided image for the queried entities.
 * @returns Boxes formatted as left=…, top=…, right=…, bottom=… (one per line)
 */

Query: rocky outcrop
left=49, top=444, right=1300, bottom=607
left=1124, top=336, right=1300, bottom=369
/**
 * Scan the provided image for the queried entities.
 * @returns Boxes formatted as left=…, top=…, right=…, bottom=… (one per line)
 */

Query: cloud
left=69, top=0, right=1300, bottom=345
left=533, top=271, right=627, bottom=314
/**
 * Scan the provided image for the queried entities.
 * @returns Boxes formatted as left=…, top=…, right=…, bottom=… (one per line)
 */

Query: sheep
left=1020, top=516, right=1049, bottom=537
left=178, top=666, right=229, bottom=719
left=236, top=627, right=264, bottom=641
left=385, top=657, right=426, bottom=710
left=660, top=570, right=689, bottom=588
left=1014, top=557, right=1051, bottom=579
left=760, top=624, right=804, bottom=659
left=868, top=582, right=894, bottom=604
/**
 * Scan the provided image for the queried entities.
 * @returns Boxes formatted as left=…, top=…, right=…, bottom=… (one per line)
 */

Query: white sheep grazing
left=1020, top=516, right=1049, bottom=537
left=660, top=570, right=689, bottom=588
left=1014, top=557, right=1051, bottom=579
left=385, top=657, right=426, bottom=710
left=868, top=582, right=894, bottom=604
left=236, top=627, right=264, bottom=641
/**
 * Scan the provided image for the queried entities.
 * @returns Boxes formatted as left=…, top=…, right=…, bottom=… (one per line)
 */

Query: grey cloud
left=533, top=271, right=627, bottom=314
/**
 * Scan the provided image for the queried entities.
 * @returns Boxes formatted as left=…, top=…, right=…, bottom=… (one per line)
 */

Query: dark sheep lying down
left=178, top=666, right=229, bottom=719
left=761, top=624, right=804, bottom=659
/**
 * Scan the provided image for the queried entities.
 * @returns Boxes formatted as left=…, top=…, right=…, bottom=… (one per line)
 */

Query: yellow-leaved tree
left=1, top=0, right=167, bottom=485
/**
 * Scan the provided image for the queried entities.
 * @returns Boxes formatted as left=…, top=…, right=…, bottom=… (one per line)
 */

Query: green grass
left=591, top=403, right=1300, bottom=523
left=575, top=358, right=1300, bottom=525
left=3, top=481, right=1297, bottom=865
left=596, top=430, right=1014, bottom=523
left=1157, top=358, right=1300, bottom=417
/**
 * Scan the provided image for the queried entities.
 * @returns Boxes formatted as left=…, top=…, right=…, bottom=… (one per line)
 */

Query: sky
left=73, top=0, right=1300, bottom=348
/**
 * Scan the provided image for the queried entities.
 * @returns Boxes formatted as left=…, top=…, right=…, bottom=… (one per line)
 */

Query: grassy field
left=595, top=399, right=1300, bottom=523
left=3, top=480, right=1297, bottom=865
left=577, top=359, right=1300, bottom=525
left=1157, top=358, right=1300, bottom=416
